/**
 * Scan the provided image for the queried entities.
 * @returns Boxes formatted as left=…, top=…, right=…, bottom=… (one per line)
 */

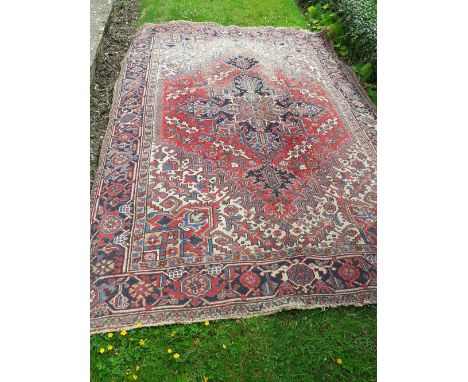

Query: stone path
left=90, top=0, right=114, bottom=73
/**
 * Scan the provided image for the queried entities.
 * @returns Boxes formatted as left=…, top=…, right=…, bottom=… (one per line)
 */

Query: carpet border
left=90, top=36, right=133, bottom=210
left=91, top=292, right=376, bottom=334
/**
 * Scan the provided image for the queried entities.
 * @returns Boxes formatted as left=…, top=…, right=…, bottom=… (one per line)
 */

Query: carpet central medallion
left=162, top=55, right=350, bottom=206
left=91, top=22, right=377, bottom=333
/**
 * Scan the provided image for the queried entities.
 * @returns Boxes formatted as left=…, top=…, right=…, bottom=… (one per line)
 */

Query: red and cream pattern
left=91, top=22, right=377, bottom=333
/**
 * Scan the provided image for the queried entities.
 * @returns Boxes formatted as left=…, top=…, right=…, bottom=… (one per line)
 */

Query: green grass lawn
left=91, top=306, right=376, bottom=381
left=139, top=0, right=309, bottom=28
left=91, top=1, right=377, bottom=381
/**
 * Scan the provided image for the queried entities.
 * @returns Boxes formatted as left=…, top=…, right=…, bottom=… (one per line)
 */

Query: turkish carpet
left=91, top=21, right=377, bottom=333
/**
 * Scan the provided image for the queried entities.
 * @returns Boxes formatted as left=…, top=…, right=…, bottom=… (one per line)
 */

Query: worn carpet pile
left=91, top=21, right=377, bottom=333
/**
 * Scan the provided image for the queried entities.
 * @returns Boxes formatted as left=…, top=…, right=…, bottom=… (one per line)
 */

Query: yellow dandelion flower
left=204, top=320, right=210, bottom=326
left=99, top=348, right=105, bottom=354
left=132, top=374, right=138, bottom=380
left=203, top=377, right=209, bottom=382
left=336, top=358, right=343, bottom=365
left=107, top=344, right=113, bottom=351
left=139, top=339, right=145, bottom=346
left=173, top=353, right=180, bottom=359
left=120, top=329, right=127, bottom=336
left=136, top=322, right=143, bottom=328
left=167, top=348, right=173, bottom=354
left=135, top=365, right=140, bottom=371
left=222, top=344, right=227, bottom=349
left=107, top=332, right=113, bottom=338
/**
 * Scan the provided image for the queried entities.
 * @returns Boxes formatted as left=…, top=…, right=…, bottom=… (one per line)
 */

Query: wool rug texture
left=91, top=21, right=377, bottom=334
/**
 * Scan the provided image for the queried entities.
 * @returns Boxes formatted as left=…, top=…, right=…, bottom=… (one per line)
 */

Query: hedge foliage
left=333, top=0, right=376, bottom=67
left=304, top=0, right=377, bottom=101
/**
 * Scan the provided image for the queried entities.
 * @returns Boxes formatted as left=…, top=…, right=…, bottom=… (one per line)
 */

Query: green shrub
left=304, top=0, right=377, bottom=103
left=334, top=0, right=376, bottom=68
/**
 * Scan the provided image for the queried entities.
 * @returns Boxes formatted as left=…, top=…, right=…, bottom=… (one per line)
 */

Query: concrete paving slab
left=90, top=0, right=114, bottom=72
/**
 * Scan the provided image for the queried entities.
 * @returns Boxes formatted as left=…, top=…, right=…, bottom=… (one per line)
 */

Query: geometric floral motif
left=91, top=22, right=377, bottom=333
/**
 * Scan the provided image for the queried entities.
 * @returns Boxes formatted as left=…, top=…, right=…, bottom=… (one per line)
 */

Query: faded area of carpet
left=91, top=21, right=377, bottom=333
